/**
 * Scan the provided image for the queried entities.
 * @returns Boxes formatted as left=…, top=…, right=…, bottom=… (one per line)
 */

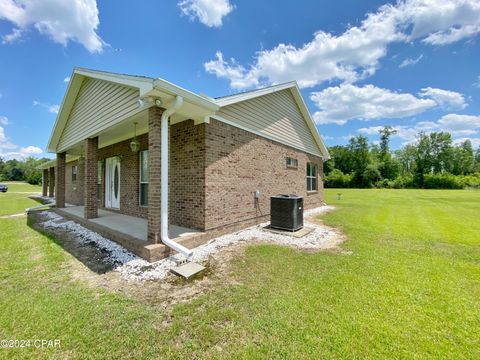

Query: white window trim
left=286, top=157, right=298, bottom=169
left=307, top=162, right=318, bottom=192
left=139, top=150, right=149, bottom=207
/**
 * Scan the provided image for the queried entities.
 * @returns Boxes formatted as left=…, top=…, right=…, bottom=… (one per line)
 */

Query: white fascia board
left=37, top=154, right=80, bottom=169
left=46, top=71, right=84, bottom=153
left=37, top=159, right=56, bottom=170
left=153, top=78, right=219, bottom=111
left=214, top=82, right=297, bottom=107
left=75, top=68, right=154, bottom=96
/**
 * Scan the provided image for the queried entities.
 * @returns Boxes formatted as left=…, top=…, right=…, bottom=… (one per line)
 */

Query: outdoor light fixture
left=130, top=122, right=140, bottom=153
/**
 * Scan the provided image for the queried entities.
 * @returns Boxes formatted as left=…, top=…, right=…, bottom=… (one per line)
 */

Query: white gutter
left=159, top=95, right=193, bottom=258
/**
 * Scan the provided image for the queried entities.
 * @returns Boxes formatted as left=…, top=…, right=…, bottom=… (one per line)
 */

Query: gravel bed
left=37, top=205, right=338, bottom=282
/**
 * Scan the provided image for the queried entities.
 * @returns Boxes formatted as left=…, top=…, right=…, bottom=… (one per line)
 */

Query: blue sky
left=0, top=0, right=479, bottom=160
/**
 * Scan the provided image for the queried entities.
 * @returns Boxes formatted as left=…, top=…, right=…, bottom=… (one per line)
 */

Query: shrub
left=325, top=169, right=352, bottom=188
left=459, top=172, right=480, bottom=188
left=362, top=164, right=381, bottom=187
left=423, top=173, right=463, bottom=189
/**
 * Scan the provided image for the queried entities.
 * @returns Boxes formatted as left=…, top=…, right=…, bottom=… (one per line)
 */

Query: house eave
left=46, top=68, right=219, bottom=154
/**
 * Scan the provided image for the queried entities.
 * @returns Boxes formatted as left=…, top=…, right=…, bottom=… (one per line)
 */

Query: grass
left=0, top=182, right=42, bottom=216
left=0, top=188, right=479, bottom=359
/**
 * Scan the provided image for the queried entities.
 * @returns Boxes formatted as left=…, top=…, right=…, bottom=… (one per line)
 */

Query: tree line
left=0, top=157, right=50, bottom=185
left=324, top=127, right=480, bottom=189
left=2, top=130, right=480, bottom=190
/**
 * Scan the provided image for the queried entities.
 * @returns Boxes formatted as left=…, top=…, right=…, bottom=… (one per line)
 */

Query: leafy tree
left=377, top=126, right=399, bottom=180
left=429, top=132, right=453, bottom=173
left=324, top=129, right=477, bottom=189
left=348, top=135, right=371, bottom=187
left=2, top=159, right=24, bottom=181
left=363, top=163, right=381, bottom=187
left=474, top=147, right=480, bottom=172
left=395, top=145, right=416, bottom=174
left=0, top=157, right=4, bottom=181
left=451, top=140, right=474, bottom=175
left=0, top=157, right=50, bottom=184
left=326, top=145, right=353, bottom=175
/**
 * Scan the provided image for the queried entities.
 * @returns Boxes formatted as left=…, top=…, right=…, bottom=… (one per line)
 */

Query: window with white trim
left=286, top=157, right=298, bottom=169
left=139, top=150, right=149, bottom=206
left=306, top=162, right=317, bottom=192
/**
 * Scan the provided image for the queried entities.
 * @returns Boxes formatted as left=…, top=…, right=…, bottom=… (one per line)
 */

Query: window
left=72, top=165, right=77, bottom=182
left=97, top=160, right=102, bottom=200
left=306, top=162, right=317, bottom=192
left=139, top=150, right=149, bottom=206
left=286, top=157, right=298, bottom=169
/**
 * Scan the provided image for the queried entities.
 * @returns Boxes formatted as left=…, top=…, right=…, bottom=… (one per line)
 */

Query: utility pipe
left=159, top=96, right=193, bottom=258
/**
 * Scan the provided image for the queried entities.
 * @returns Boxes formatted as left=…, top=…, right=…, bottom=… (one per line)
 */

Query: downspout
left=159, top=96, right=194, bottom=258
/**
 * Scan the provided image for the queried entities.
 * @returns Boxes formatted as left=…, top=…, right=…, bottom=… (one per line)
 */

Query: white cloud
left=178, top=0, right=234, bottom=28
left=205, top=0, right=480, bottom=89
left=453, top=137, right=480, bottom=148
left=419, top=87, right=467, bottom=109
left=33, top=100, right=59, bottom=114
left=1, top=146, right=43, bottom=160
left=1, top=27, right=22, bottom=44
left=63, top=76, right=71, bottom=83
left=358, top=113, right=480, bottom=145
left=0, top=125, right=16, bottom=149
left=0, top=0, right=106, bottom=53
left=473, top=75, right=480, bottom=88
left=310, top=84, right=436, bottom=125
left=204, top=51, right=259, bottom=89
left=399, top=54, right=423, bottom=68
left=0, top=116, right=9, bottom=125
left=423, top=24, right=480, bottom=45
left=0, top=124, right=43, bottom=159
left=435, top=113, right=480, bottom=134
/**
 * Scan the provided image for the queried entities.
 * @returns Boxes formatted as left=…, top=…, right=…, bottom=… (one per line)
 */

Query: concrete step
left=170, top=262, right=206, bottom=279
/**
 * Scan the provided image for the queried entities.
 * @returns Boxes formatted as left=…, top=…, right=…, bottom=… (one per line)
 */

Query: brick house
left=40, top=68, right=330, bottom=261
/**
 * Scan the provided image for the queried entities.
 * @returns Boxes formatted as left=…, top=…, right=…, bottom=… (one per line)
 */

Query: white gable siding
left=215, top=89, right=322, bottom=157
left=57, top=78, right=139, bottom=151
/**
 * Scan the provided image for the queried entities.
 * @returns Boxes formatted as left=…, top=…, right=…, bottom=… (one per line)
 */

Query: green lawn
left=0, top=182, right=42, bottom=216
left=0, top=189, right=479, bottom=359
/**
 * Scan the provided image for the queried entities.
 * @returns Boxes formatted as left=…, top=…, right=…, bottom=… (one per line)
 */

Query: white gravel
left=37, top=205, right=339, bottom=282
left=39, top=211, right=138, bottom=265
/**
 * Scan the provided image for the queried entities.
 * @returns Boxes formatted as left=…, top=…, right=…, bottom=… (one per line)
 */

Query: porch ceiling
left=62, top=109, right=149, bottom=156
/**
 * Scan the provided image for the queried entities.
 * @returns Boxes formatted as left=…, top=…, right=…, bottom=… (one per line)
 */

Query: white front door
left=105, top=157, right=120, bottom=209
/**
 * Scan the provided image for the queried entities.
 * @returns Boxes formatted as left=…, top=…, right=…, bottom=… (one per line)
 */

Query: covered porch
left=56, top=205, right=207, bottom=262
left=46, top=68, right=219, bottom=261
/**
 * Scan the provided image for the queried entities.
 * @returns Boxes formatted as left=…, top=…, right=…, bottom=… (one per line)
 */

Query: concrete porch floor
left=61, top=205, right=200, bottom=241
left=54, top=205, right=207, bottom=262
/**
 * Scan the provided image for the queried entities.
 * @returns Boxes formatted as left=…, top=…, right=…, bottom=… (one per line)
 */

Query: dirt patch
left=29, top=211, right=116, bottom=274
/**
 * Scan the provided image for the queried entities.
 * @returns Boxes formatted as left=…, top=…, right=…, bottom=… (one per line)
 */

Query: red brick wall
left=65, top=160, right=84, bottom=205
left=56, top=152, right=66, bottom=208
left=57, top=117, right=324, bottom=233
left=203, top=119, right=324, bottom=231
left=84, top=137, right=98, bottom=219
left=169, top=120, right=206, bottom=229
left=97, top=133, right=149, bottom=219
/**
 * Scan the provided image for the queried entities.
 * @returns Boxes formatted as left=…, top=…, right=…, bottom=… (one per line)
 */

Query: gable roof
left=47, top=68, right=329, bottom=159
left=47, top=68, right=219, bottom=152
left=215, top=82, right=329, bottom=159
